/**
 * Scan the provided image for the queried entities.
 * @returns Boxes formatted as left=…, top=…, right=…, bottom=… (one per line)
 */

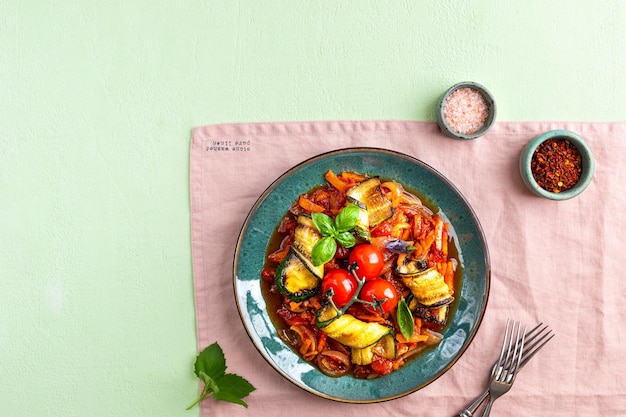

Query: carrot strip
left=340, top=171, right=367, bottom=182
left=381, top=181, right=403, bottom=207
left=317, top=331, right=327, bottom=352
left=441, top=228, right=449, bottom=257
left=421, top=232, right=435, bottom=254
left=324, top=170, right=349, bottom=193
left=444, top=260, right=455, bottom=292
left=437, top=261, right=446, bottom=277
left=391, top=223, right=411, bottom=238
left=298, top=195, right=325, bottom=213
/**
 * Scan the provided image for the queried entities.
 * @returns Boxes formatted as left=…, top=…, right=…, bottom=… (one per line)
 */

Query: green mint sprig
left=187, top=342, right=255, bottom=410
left=310, top=204, right=359, bottom=266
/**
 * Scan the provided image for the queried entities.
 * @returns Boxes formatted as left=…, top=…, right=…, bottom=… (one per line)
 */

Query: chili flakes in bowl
left=519, top=130, right=595, bottom=200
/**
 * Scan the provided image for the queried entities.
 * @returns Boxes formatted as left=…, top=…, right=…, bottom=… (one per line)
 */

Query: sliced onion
left=423, top=328, right=444, bottom=345
left=316, top=350, right=352, bottom=377
left=290, top=325, right=317, bottom=355
left=399, top=191, right=433, bottom=215
left=278, top=328, right=301, bottom=348
left=398, top=345, right=427, bottom=361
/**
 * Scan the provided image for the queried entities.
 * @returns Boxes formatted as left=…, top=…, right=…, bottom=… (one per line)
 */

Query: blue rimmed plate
left=233, top=147, right=490, bottom=403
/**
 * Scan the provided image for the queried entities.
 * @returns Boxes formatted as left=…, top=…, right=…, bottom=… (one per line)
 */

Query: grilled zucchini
left=351, top=333, right=396, bottom=365
left=318, top=313, right=392, bottom=349
left=400, top=267, right=453, bottom=308
left=346, top=177, right=393, bottom=240
left=275, top=252, right=321, bottom=302
left=291, top=215, right=324, bottom=278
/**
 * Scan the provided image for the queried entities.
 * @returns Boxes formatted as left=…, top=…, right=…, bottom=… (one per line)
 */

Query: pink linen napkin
left=190, top=120, right=626, bottom=417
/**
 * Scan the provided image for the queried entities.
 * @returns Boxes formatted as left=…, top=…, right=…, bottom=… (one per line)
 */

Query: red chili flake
left=530, top=139, right=583, bottom=193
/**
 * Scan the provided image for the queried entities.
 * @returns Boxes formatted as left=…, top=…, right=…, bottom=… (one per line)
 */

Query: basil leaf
left=311, top=236, right=337, bottom=266
left=397, top=299, right=415, bottom=341
left=334, top=231, right=356, bottom=248
left=335, top=204, right=360, bottom=232
left=311, top=212, right=335, bottom=236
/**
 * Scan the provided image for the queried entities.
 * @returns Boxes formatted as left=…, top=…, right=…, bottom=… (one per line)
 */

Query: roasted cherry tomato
left=348, top=244, right=384, bottom=280
left=321, top=269, right=358, bottom=307
left=359, top=278, right=398, bottom=314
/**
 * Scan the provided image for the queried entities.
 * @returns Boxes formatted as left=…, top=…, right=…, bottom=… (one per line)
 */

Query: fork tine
left=496, top=319, right=512, bottom=367
left=500, top=321, right=525, bottom=382
left=496, top=320, right=523, bottom=381
left=520, top=326, right=554, bottom=368
left=511, top=324, right=526, bottom=378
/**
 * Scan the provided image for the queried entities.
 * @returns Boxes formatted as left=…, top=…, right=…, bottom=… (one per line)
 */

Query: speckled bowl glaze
left=233, top=148, right=490, bottom=403
left=437, top=81, right=497, bottom=140
left=519, top=130, right=595, bottom=200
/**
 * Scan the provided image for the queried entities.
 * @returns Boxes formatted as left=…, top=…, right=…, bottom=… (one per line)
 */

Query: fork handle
left=480, top=398, right=495, bottom=417
left=457, top=390, right=489, bottom=417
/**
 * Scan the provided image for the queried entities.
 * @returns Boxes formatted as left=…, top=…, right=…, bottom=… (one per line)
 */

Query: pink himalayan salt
left=443, top=87, right=489, bottom=135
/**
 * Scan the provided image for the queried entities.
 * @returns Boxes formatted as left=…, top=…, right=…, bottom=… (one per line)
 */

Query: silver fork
left=457, top=322, right=554, bottom=417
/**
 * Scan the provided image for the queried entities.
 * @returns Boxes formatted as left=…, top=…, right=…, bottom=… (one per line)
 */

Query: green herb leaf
left=397, top=299, right=415, bottom=341
left=213, top=374, right=256, bottom=408
left=199, top=372, right=220, bottom=394
left=311, top=236, right=337, bottom=266
left=187, top=342, right=255, bottom=410
left=311, top=212, right=335, bottom=236
left=334, top=231, right=356, bottom=248
left=194, top=342, right=226, bottom=381
left=335, top=204, right=360, bottom=232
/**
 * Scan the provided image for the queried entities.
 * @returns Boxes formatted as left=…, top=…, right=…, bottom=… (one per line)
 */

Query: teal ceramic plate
left=233, top=148, right=490, bottom=403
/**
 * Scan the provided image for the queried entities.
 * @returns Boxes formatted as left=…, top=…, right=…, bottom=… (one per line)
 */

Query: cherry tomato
left=348, top=244, right=385, bottom=280
left=359, top=279, right=398, bottom=314
left=321, top=269, right=358, bottom=307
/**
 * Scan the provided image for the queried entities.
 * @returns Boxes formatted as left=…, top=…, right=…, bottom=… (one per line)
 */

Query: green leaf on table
left=213, top=373, right=256, bottom=408
left=397, top=298, right=415, bottom=341
left=194, top=342, right=226, bottom=381
left=187, top=342, right=255, bottom=410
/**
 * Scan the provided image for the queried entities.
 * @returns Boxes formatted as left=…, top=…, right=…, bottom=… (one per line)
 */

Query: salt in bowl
left=437, top=81, right=497, bottom=140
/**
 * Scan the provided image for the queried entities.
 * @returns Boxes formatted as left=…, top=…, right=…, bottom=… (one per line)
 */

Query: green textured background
left=1, top=1, right=624, bottom=416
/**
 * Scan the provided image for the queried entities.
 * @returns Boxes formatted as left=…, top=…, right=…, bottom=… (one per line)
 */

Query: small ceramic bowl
left=519, top=129, right=595, bottom=200
left=437, top=81, right=497, bottom=140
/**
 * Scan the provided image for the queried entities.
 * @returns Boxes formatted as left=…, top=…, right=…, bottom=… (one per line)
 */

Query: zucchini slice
left=396, top=258, right=430, bottom=276
left=319, top=313, right=392, bottom=349
left=315, top=304, right=340, bottom=328
left=346, top=177, right=393, bottom=240
left=291, top=215, right=324, bottom=278
left=275, top=252, right=321, bottom=302
left=412, top=304, right=450, bottom=326
left=400, top=268, right=453, bottom=308
left=351, top=333, right=397, bottom=365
